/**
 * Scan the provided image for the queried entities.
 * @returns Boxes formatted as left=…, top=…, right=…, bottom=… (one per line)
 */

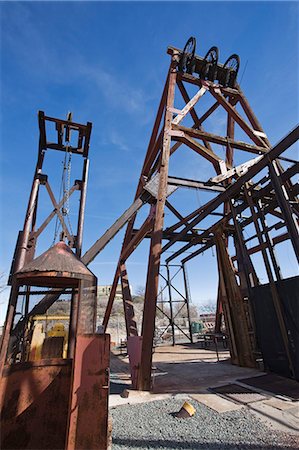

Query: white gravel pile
left=111, top=397, right=298, bottom=450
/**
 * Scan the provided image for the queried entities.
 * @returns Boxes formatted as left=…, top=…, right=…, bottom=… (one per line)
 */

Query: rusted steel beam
left=102, top=214, right=154, bottom=332
left=209, top=86, right=269, bottom=149
left=255, top=199, right=283, bottom=281
left=181, top=240, right=214, bottom=264
left=165, top=264, right=175, bottom=346
left=173, top=124, right=267, bottom=154
left=164, top=198, right=222, bottom=237
left=229, top=199, right=259, bottom=290
left=269, top=161, right=299, bottom=262
left=165, top=200, right=207, bottom=239
left=182, top=263, right=193, bottom=343
left=136, top=72, right=170, bottom=195
left=198, top=100, right=220, bottom=124
left=176, top=80, right=206, bottom=125
left=76, top=158, right=89, bottom=257
left=0, top=284, right=19, bottom=377
left=82, top=196, right=145, bottom=265
left=132, top=228, right=202, bottom=243
left=121, top=217, right=154, bottom=261
left=175, top=134, right=225, bottom=172
left=214, top=230, right=255, bottom=368
left=238, top=91, right=271, bottom=147
left=45, top=181, right=73, bottom=244
left=231, top=232, right=289, bottom=260
left=159, top=126, right=299, bottom=251
left=120, top=263, right=138, bottom=337
left=15, top=155, right=45, bottom=273
left=102, top=265, right=121, bottom=332
left=101, top=68, right=171, bottom=335
left=32, top=183, right=79, bottom=239
left=244, top=184, right=295, bottom=376
left=165, top=228, right=216, bottom=263
left=138, top=59, right=177, bottom=391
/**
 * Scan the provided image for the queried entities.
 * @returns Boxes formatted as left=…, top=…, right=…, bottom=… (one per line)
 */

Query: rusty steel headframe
left=0, top=112, right=111, bottom=450
left=18, top=45, right=296, bottom=392
left=88, top=45, right=298, bottom=390
left=2, top=44, right=299, bottom=400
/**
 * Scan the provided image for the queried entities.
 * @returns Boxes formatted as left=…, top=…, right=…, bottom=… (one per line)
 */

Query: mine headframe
left=0, top=112, right=110, bottom=450
left=95, top=41, right=299, bottom=392
left=8, top=111, right=92, bottom=285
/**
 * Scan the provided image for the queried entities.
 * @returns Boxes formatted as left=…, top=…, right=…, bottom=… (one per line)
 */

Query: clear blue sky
left=0, top=1, right=298, bottom=324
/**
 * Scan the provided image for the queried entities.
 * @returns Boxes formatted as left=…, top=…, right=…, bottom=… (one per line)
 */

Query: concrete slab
left=249, top=401, right=299, bottom=434
left=190, top=393, right=244, bottom=413
left=264, top=397, right=296, bottom=411
left=109, top=392, right=171, bottom=408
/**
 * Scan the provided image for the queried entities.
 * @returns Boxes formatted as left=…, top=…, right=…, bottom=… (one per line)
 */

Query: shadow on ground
left=112, top=437, right=297, bottom=449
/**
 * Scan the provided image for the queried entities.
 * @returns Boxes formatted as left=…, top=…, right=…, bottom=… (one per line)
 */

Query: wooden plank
left=168, top=175, right=225, bottom=192
left=172, top=86, right=207, bottom=125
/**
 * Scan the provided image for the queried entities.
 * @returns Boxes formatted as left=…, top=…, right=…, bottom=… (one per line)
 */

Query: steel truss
left=94, top=46, right=298, bottom=390
left=156, top=263, right=193, bottom=346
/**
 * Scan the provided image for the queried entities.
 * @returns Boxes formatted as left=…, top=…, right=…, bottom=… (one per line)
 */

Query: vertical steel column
left=215, top=244, right=239, bottom=364
left=16, top=152, right=45, bottom=272
left=76, top=157, right=90, bottom=257
left=138, top=56, right=177, bottom=391
left=0, top=284, right=19, bottom=379
left=182, top=263, right=193, bottom=344
left=67, top=290, right=79, bottom=359
left=166, top=264, right=175, bottom=346
left=255, top=199, right=283, bottom=281
left=229, top=200, right=259, bottom=354
left=215, top=96, right=235, bottom=335
left=229, top=200, right=259, bottom=291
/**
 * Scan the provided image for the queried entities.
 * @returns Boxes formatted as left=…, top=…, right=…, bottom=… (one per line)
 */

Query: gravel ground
left=111, top=397, right=299, bottom=450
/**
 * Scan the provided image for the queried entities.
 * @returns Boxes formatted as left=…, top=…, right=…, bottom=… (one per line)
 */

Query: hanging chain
left=52, top=114, right=73, bottom=244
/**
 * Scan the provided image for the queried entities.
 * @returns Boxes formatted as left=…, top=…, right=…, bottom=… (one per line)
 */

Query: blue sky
left=0, top=1, right=298, bottom=324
